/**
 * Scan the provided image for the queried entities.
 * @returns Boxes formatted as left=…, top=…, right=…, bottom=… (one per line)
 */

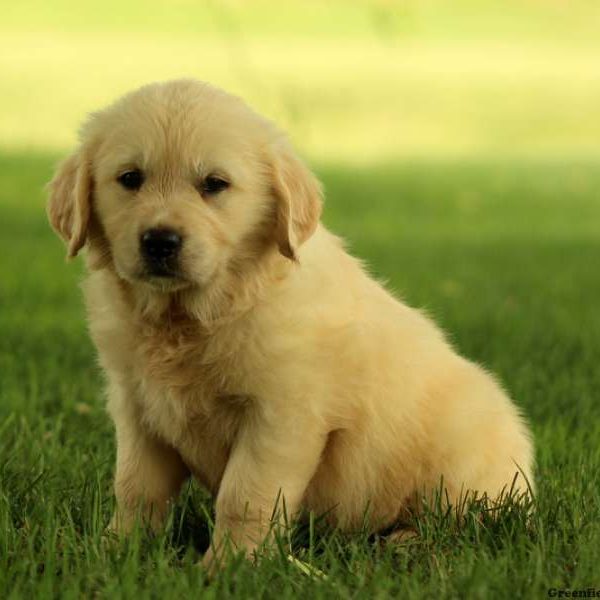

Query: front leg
left=108, top=389, right=189, bottom=535
left=204, top=401, right=327, bottom=570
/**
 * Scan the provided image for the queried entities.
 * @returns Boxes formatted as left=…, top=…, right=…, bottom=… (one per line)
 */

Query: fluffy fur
left=47, top=79, right=534, bottom=567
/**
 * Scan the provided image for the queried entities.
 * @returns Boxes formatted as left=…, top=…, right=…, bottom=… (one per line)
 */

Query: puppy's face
left=48, top=80, right=322, bottom=296
left=91, top=90, right=274, bottom=293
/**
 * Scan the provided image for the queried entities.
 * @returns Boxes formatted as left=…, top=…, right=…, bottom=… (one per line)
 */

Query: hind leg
left=426, top=364, right=534, bottom=511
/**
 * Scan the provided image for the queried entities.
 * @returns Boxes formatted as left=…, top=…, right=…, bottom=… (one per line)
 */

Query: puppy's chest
left=132, top=325, right=248, bottom=467
left=141, top=380, right=250, bottom=492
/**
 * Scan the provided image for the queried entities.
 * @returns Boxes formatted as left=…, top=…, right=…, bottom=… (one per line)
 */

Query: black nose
left=140, top=228, right=182, bottom=261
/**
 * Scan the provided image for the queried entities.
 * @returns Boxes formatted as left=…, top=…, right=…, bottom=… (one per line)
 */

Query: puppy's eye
left=200, top=175, right=230, bottom=197
left=117, top=169, right=144, bottom=191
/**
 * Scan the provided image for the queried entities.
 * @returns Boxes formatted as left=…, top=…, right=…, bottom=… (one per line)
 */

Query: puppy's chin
left=138, top=275, right=193, bottom=294
left=114, top=263, right=194, bottom=294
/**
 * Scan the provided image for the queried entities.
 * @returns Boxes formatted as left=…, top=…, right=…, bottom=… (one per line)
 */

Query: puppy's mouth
left=136, top=262, right=192, bottom=291
left=145, top=261, right=181, bottom=279
left=139, top=274, right=191, bottom=293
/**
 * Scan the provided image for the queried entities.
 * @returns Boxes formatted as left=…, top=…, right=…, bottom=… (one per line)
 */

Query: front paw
left=201, top=546, right=220, bottom=578
left=106, top=510, right=134, bottom=538
left=201, top=538, right=257, bottom=578
left=106, top=502, right=168, bottom=537
left=100, top=513, right=129, bottom=554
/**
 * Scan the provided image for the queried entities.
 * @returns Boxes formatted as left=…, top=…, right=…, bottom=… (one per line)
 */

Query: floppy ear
left=270, top=141, right=323, bottom=261
left=47, top=150, right=93, bottom=258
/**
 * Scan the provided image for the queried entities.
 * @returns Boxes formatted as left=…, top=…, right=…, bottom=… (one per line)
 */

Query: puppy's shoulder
left=82, top=269, right=127, bottom=320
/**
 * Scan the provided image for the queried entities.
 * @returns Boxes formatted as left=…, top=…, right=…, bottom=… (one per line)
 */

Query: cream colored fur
left=46, top=79, right=534, bottom=568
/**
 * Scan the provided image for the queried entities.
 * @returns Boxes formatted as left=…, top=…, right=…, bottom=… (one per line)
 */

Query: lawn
left=1, top=1, right=600, bottom=597
left=1, top=152, right=599, bottom=597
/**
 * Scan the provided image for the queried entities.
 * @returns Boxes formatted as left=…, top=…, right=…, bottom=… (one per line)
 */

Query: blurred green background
left=2, top=1, right=600, bottom=596
left=2, top=0, right=600, bottom=162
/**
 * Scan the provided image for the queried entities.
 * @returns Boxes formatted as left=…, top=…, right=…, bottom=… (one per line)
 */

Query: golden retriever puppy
left=47, top=79, right=534, bottom=568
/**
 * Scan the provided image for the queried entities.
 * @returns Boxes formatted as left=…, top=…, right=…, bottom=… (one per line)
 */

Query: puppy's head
left=47, top=80, right=322, bottom=295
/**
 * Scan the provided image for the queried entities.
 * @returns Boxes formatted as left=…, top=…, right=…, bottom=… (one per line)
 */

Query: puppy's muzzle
left=140, top=228, right=183, bottom=277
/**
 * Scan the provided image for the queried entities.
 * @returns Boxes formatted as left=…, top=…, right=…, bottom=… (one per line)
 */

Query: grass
left=1, top=151, right=599, bottom=597
left=2, top=0, right=600, bottom=596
